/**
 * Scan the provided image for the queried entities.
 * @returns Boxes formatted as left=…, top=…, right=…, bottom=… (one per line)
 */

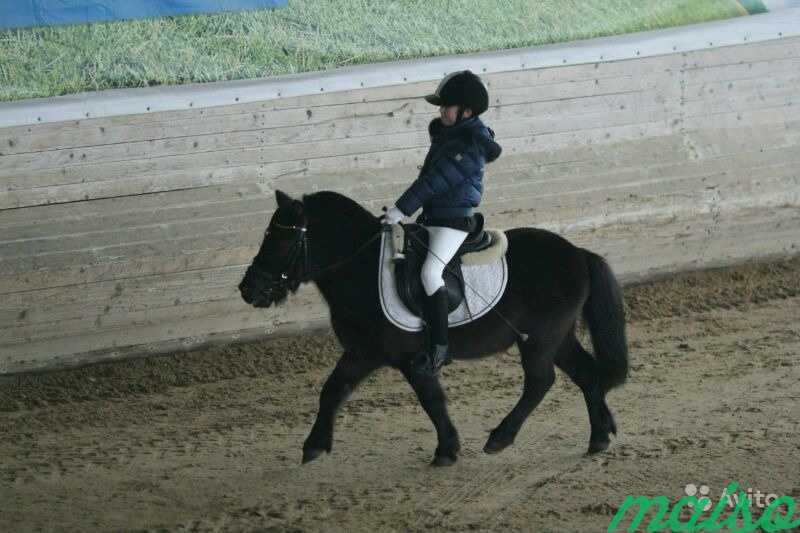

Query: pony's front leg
left=302, top=351, right=379, bottom=464
left=400, top=364, right=460, bottom=467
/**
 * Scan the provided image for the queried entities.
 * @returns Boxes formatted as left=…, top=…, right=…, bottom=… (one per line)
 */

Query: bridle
left=244, top=220, right=382, bottom=297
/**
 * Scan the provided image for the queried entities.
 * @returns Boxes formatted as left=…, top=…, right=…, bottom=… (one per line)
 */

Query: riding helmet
left=424, top=70, right=489, bottom=116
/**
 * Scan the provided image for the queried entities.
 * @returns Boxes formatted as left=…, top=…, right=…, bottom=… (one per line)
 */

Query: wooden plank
left=0, top=209, right=267, bottom=259
left=682, top=90, right=798, bottom=117
left=0, top=228, right=261, bottom=279
left=683, top=72, right=799, bottom=103
left=0, top=197, right=271, bottom=243
left=485, top=143, right=800, bottom=195
left=486, top=163, right=800, bottom=214
left=1, top=284, right=328, bottom=364
left=0, top=244, right=257, bottom=295
left=5, top=92, right=669, bottom=192
left=681, top=55, right=800, bottom=86
left=4, top=106, right=795, bottom=216
left=2, top=279, right=324, bottom=345
left=0, top=128, right=427, bottom=185
left=683, top=71, right=799, bottom=102
left=0, top=88, right=675, bottom=188
left=2, top=265, right=248, bottom=329
left=0, top=181, right=266, bottom=228
left=680, top=119, right=800, bottom=159
left=0, top=163, right=283, bottom=210
left=487, top=38, right=800, bottom=92
left=271, top=120, right=681, bottom=201
left=682, top=104, right=800, bottom=130
left=1, top=116, right=681, bottom=210
left=0, top=98, right=428, bottom=164
left=0, top=71, right=674, bottom=172
left=0, top=318, right=323, bottom=374
left=478, top=170, right=799, bottom=229
left=680, top=37, right=800, bottom=69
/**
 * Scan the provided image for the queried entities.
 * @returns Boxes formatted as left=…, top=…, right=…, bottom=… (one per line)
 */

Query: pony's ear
left=275, top=190, right=292, bottom=208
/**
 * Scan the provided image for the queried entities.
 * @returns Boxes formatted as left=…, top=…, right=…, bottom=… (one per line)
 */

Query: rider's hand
left=382, top=206, right=405, bottom=225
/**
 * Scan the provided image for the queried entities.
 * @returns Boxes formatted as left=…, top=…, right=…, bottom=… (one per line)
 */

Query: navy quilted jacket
left=395, top=116, right=502, bottom=219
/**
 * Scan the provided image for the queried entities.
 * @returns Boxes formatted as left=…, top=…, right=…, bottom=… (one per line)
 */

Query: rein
left=304, top=229, right=382, bottom=280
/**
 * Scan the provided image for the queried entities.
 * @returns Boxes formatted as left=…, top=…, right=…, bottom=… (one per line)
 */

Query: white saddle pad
left=378, top=228, right=509, bottom=332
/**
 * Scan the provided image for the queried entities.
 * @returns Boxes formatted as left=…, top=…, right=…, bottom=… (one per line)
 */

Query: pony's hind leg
left=302, top=350, right=380, bottom=464
left=400, top=364, right=460, bottom=467
left=483, top=334, right=558, bottom=454
left=554, top=332, right=618, bottom=454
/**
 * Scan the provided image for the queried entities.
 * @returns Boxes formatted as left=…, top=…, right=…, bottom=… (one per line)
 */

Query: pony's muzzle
left=239, top=277, right=276, bottom=308
left=238, top=279, right=255, bottom=304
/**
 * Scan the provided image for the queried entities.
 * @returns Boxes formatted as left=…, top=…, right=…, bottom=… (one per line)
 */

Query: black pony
left=239, top=190, right=628, bottom=466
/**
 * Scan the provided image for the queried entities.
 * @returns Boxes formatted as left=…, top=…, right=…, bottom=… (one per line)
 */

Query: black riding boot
left=413, top=287, right=452, bottom=375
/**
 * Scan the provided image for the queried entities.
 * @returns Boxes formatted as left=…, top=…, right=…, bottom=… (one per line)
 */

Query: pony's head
left=240, top=189, right=381, bottom=308
left=239, top=190, right=308, bottom=308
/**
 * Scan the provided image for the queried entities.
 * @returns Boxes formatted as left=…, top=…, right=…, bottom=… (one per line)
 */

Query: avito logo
left=607, top=481, right=799, bottom=532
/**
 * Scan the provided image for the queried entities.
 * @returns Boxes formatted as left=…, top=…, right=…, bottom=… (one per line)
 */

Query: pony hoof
left=302, top=447, right=327, bottom=464
left=483, top=437, right=513, bottom=454
left=587, top=439, right=610, bottom=455
left=431, top=454, right=457, bottom=467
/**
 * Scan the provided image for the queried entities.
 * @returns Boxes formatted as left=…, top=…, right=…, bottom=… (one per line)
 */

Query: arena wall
left=1, top=10, right=799, bottom=373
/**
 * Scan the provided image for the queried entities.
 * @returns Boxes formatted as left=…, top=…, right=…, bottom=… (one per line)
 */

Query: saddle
left=391, top=213, right=501, bottom=317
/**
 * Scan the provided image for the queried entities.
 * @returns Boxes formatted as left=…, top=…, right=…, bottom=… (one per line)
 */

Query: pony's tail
left=582, top=250, right=629, bottom=392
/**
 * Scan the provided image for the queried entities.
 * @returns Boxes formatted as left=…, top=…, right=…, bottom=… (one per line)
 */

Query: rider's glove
left=382, top=206, right=405, bottom=225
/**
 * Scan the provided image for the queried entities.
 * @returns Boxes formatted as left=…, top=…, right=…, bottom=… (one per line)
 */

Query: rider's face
left=440, top=105, right=472, bottom=126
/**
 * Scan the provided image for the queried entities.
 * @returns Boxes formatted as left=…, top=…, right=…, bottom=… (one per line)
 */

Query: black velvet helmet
left=424, top=70, right=489, bottom=116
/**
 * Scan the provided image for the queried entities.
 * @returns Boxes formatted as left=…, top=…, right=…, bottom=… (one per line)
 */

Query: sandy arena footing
left=1, top=256, right=799, bottom=532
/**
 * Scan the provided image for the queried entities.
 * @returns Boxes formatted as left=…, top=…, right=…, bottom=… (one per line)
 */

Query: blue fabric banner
left=0, top=0, right=287, bottom=30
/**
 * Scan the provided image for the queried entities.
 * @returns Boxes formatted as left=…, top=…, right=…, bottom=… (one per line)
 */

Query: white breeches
left=421, top=226, right=469, bottom=296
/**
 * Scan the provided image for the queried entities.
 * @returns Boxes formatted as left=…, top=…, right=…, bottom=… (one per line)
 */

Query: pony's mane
left=302, top=190, right=378, bottom=227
